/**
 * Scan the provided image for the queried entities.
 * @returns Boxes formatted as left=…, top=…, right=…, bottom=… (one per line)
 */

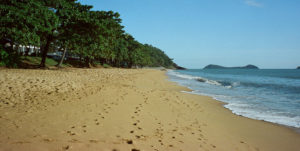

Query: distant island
left=204, top=64, right=259, bottom=69
left=297, top=66, right=300, bottom=69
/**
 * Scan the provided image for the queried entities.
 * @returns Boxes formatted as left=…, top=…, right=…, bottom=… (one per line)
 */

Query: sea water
left=167, top=69, right=300, bottom=128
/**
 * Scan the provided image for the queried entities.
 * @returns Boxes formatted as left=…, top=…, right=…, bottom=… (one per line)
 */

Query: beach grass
left=20, top=56, right=70, bottom=68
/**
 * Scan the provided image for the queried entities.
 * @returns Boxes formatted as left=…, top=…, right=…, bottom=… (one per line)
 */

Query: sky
left=78, top=0, right=300, bottom=69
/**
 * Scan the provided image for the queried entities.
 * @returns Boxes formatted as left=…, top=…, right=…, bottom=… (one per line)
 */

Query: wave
left=167, top=70, right=300, bottom=128
left=168, top=70, right=300, bottom=93
left=168, top=70, right=234, bottom=88
left=224, top=103, right=300, bottom=128
left=190, top=92, right=300, bottom=128
left=239, top=81, right=300, bottom=94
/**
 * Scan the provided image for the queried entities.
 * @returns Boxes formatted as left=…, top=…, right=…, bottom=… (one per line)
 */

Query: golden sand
left=0, top=68, right=299, bottom=151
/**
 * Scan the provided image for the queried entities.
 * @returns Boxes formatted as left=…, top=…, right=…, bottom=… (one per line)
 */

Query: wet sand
left=0, top=68, right=300, bottom=151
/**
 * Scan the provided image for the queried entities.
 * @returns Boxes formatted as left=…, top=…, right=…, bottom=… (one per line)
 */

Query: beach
left=0, top=68, right=300, bottom=151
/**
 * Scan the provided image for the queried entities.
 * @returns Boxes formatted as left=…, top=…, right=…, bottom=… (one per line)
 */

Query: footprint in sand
left=62, top=145, right=71, bottom=150
left=43, top=138, right=54, bottom=142
left=66, top=131, right=76, bottom=136
left=89, top=140, right=99, bottom=143
left=126, top=140, right=133, bottom=144
left=69, top=139, right=79, bottom=143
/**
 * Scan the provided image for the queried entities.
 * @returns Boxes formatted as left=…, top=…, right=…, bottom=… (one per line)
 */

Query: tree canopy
left=0, top=0, right=178, bottom=69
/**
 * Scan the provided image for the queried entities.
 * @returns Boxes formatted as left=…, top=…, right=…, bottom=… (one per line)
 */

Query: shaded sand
left=0, top=68, right=300, bottom=151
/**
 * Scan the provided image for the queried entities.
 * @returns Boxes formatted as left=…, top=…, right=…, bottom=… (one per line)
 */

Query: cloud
left=245, top=0, right=263, bottom=7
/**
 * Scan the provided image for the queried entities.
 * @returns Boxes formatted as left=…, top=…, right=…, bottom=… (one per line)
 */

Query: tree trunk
left=40, top=36, right=52, bottom=68
left=25, top=46, right=30, bottom=56
left=9, top=42, right=14, bottom=53
left=34, top=46, right=38, bottom=56
left=85, top=57, right=90, bottom=67
left=15, top=45, right=20, bottom=55
left=56, top=48, right=67, bottom=67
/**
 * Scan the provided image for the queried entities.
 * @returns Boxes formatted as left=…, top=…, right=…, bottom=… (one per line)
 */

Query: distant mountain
left=203, top=64, right=259, bottom=69
left=297, top=66, right=300, bottom=69
left=173, top=63, right=186, bottom=70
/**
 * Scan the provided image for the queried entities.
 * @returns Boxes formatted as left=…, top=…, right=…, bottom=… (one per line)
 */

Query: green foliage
left=0, top=0, right=177, bottom=69
left=19, top=56, right=69, bottom=68
left=22, top=56, right=58, bottom=66
left=102, top=64, right=111, bottom=68
left=142, top=44, right=174, bottom=68
left=0, top=49, right=19, bottom=68
left=0, top=49, right=8, bottom=66
left=0, top=0, right=59, bottom=46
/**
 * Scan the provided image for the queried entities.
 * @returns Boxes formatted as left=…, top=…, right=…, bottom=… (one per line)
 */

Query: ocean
left=167, top=69, right=300, bottom=128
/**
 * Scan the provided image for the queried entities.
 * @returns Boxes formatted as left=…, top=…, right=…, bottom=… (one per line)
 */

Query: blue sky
left=78, top=0, right=300, bottom=69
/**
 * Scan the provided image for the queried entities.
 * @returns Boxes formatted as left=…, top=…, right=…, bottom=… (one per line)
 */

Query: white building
left=13, top=45, right=40, bottom=55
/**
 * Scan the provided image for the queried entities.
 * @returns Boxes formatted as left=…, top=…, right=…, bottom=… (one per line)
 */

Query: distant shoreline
left=203, top=64, right=259, bottom=69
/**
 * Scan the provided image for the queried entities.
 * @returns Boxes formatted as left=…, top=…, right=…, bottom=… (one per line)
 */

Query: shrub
left=0, top=49, right=19, bottom=68
left=103, top=63, right=111, bottom=68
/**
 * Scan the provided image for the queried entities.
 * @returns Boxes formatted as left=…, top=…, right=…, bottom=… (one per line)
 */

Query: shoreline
left=166, top=69, right=300, bottom=132
left=180, top=89, right=300, bottom=134
left=0, top=68, right=300, bottom=151
left=163, top=70, right=300, bottom=150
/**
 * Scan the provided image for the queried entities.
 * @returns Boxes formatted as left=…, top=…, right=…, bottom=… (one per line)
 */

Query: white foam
left=168, top=70, right=223, bottom=87
left=184, top=89, right=300, bottom=128
left=168, top=70, right=300, bottom=128
left=199, top=92, right=300, bottom=128
left=225, top=103, right=300, bottom=128
left=168, top=70, right=200, bottom=80
left=232, top=82, right=240, bottom=87
left=209, top=93, right=300, bottom=128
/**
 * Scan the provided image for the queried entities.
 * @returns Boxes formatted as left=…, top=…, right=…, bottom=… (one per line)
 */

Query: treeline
left=0, top=0, right=179, bottom=68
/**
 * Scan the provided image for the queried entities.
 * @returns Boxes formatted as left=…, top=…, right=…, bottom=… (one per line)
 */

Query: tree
left=38, top=0, right=78, bottom=68
left=55, top=2, right=94, bottom=67
left=0, top=0, right=58, bottom=67
left=0, top=0, right=178, bottom=69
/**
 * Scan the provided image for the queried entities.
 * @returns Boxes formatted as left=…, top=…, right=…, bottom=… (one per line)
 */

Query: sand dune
left=0, top=68, right=299, bottom=151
